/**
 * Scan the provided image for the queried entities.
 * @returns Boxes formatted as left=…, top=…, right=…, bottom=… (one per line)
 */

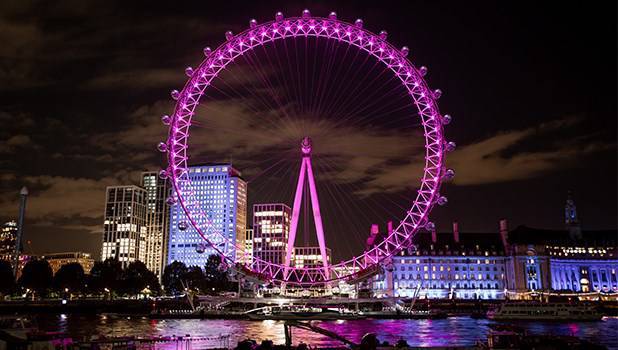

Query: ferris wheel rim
left=163, top=11, right=450, bottom=287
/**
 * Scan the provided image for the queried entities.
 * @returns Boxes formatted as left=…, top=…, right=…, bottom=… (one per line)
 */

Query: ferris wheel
left=158, top=10, right=454, bottom=287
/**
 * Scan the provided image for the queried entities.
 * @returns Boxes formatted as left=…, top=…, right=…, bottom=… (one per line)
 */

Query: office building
left=142, top=171, right=170, bottom=278
left=168, top=164, right=247, bottom=266
left=101, top=185, right=148, bottom=268
left=252, top=203, right=291, bottom=265
left=0, top=220, right=17, bottom=262
left=293, top=246, right=332, bottom=269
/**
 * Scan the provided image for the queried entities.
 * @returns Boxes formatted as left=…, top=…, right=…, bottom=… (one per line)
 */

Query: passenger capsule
left=203, top=47, right=212, bottom=56
left=161, top=115, right=171, bottom=125
left=185, top=66, right=193, bottom=77
left=166, top=196, right=177, bottom=205
left=419, top=66, right=428, bottom=77
left=178, top=220, right=189, bottom=231
left=446, top=141, right=456, bottom=152
left=437, top=196, right=448, bottom=206
left=170, top=90, right=180, bottom=100
left=302, top=9, right=311, bottom=18
left=442, top=114, right=452, bottom=125
left=443, top=168, right=455, bottom=181
left=355, top=19, right=363, bottom=28
left=433, top=89, right=442, bottom=99
left=401, top=46, right=409, bottom=56
left=157, top=142, right=168, bottom=153
left=275, top=12, right=284, bottom=22
left=249, top=19, right=257, bottom=28
left=225, top=31, right=234, bottom=40
left=425, top=221, right=436, bottom=231
left=379, top=30, right=388, bottom=40
left=328, top=12, right=337, bottom=20
left=158, top=169, right=168, bottom=180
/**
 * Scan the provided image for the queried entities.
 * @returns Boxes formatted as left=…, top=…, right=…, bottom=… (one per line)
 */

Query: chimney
left=366, top=224, right=380, bottom=248
left=431, top=227, right=437, bottom=243
left=387, top=221, right=393, bottom=234
left=452, top=221, right=460, bottom=243
left=499, top=219, right=509, bottom=249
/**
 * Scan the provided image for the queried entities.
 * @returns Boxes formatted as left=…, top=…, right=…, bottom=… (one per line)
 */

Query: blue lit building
left=168, top=164, right=247, bottom=267
left=373, top=221, right=510, bottom=300
left=505, top=194, right=617, bottom=295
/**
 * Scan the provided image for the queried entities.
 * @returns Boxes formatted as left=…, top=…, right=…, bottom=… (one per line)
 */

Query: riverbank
left=1, top=298, right=616, bottom=318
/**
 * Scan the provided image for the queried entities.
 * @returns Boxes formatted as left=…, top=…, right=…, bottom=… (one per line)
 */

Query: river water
left=35, top=314, right=618, bottom=349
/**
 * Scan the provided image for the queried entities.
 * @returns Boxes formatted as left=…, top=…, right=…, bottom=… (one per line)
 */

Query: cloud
left=359, top=116, right=615, bottom=190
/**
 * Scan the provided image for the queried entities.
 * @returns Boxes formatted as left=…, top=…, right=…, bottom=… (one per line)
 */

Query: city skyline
left=0, top=1, right=615, bottom=262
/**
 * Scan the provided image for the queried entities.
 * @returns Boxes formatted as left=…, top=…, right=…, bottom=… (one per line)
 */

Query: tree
left=162, top=261, right=188, bottom=295
left=18, top=259, right=53, bottom=298
left=118, top=260, right=160, bottom=297
left=88, top=258, right=122, bottom=296
left=53, top=262, right=85, bottom=294
left=203, top=254, right=234, bottom=294
left=0, top=260, right=15, bottom=296
left=184, top=266, right=206, bottom=292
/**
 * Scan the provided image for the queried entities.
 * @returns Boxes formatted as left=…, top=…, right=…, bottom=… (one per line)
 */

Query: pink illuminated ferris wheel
left=158, top=10, right=454, bottom=287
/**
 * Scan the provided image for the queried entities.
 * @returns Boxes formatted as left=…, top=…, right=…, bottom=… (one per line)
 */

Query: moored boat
left=487, top=301, right=602, bottom=321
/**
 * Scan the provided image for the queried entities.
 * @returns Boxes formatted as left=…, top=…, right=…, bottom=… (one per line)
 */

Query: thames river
left=37, top=314, right=618, bottom=349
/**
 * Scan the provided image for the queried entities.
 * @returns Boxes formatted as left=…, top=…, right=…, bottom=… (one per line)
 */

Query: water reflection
left=33, top=314, right=618, bottom=349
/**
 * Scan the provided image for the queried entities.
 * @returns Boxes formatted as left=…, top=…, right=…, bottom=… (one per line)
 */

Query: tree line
left=0, top=254, right=234, bottom=299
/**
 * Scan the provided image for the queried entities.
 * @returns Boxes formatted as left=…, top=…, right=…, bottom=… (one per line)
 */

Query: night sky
left=0, top=1, right=615, bottom=261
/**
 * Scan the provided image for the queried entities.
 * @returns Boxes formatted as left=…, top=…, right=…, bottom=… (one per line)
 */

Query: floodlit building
left=142, top=171, right=170, bottom=278
left=372, top=221, right=509, bottom=300
left=167, top=164, right=247, bottom=267
left=293, top=246, right=332, bottom=269
left=0, top=220, right=17, bottom=262
left=252, top=203, right=291, bottom=265
left=40, top=252, right=95, bottom=274
left=101, top=185, right=148, bottom=268
left=238, top=227, right=254, bottom=264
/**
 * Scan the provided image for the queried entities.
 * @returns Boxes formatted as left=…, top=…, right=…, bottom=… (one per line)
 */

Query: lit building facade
left=373, top=222, right=509, bottom=300
left=0, top=220, right=17, bottom=262
left=506, top=196, right=618, bottom=294
left=101, top=185, right=148, bottom=268
left=239, top=228, right=254, bottom=264
left=293, top=246, right=332, bottom=269
left=142, top=171, right=170, bottom=278
left=40, top=252, right=95, bottom=274
left=252, top=203, right=291, bottom=265
left=168, top=164, right=247, bottom=267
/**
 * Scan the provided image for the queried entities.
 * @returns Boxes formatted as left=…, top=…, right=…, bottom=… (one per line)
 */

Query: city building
left=168, top=164, right=247, bottom=267
left=373, top=221, right=509, bottom=300
left=40, top=252, right=95, bottom=274
left=239, top=227, right=254, bottom=264
left=142, top=171, right=170, bottom=278
left=252, top=203, right=291, bottom=265
left=101, top=185, right=148, bottom=268
left=293, top=246, right=332, bottom=269
left=0, top=220, right=17, bottom=261
left=505, top=195, right=618, bottom=295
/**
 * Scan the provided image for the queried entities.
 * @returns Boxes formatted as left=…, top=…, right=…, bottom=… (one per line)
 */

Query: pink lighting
left=285, top=137, right=330, bottom=279
left=164, top=11, right=451, bottom=286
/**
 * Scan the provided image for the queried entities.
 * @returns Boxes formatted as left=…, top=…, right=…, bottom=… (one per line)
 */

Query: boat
left=0, top=316, right=73, bottom=350
left=247, top=306, right=366, bottom=320
left=487, top=301, right=603, bottom=321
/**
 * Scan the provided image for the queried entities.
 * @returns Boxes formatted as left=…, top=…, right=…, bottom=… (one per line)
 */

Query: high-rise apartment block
left=101, top=186, right=148, bottom=268
left=168, top=164, right=247, bottom=266
left=0, top=221, right=17, bottom=262
left=252, top=203, right=291, bottom=265
left=142, top=172, right=170, bottom=278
